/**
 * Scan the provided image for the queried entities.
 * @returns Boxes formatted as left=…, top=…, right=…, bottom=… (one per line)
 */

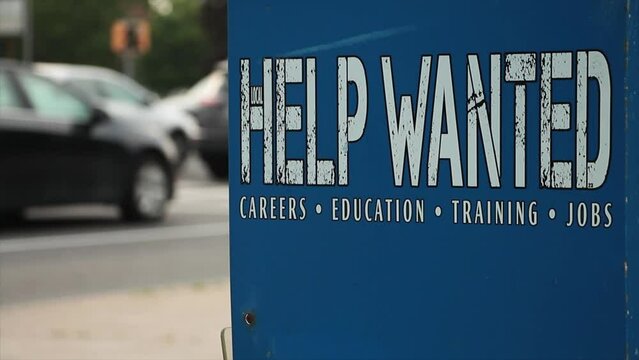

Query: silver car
left=157, top=61, right=228, bottom=178
left=34, top=63, right=200, bottom=165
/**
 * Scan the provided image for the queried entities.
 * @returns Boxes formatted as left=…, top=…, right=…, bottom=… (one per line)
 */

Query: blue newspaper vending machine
left=228, top=0, right=639, bottom=358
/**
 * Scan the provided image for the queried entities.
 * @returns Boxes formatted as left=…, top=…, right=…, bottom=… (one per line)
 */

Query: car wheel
left=121, top=156, right=170, bottom=221
left=204, top=153, right=228, bottom=179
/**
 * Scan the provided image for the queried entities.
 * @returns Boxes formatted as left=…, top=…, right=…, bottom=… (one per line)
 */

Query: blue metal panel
left=626, top=0, right=638, bottom=358
left=229, top=1, right=636, bottom=358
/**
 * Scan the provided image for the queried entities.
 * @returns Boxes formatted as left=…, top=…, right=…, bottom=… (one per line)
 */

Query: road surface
left=0, top=157, right=229, bottom=305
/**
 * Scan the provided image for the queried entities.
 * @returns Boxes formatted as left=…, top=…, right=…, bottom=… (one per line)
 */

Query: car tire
left=204, top=153, right=228, bottom=179
left=121, top=156, right=171, bottom=222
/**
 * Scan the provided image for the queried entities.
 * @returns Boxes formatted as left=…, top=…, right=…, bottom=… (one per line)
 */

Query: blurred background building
left=0, top=0, right=32, bottom=62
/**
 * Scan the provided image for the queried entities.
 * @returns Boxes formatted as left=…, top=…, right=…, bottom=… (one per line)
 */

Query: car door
left=11, top=70, right=123, bottom=205
left=0, top=70, right=51, bottom=209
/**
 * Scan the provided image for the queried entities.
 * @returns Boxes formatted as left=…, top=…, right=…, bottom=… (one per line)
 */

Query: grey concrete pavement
left=0, top=279, right=232, bottom=360
left=0, top=155, right=232, bottom=359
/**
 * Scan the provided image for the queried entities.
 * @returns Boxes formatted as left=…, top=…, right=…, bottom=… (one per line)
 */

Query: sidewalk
left=0, top=279, right=231, bottom=360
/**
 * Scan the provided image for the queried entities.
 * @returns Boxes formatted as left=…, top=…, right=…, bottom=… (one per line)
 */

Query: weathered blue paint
left=229, top=1, right=638, bottom=358
left=626, top=1, right=638, bottom=358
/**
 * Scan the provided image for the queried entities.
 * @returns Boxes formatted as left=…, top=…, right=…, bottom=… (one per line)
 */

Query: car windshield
left=65, top=79, right=102, bottom=101
left=99, top=80, right=148, bottom=106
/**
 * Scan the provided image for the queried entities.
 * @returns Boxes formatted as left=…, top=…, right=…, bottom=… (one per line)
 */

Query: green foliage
left=33, top=0, right=121, bottom=69
left=32, top=0, right=210, bottom=94
left=138, top=0, right=210, bottom=94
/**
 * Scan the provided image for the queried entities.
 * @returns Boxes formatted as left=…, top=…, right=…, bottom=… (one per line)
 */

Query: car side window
left=67, top=79, right=102, bottom=101
left=18, top=73, right=92, bottom=123
left=99, top=81, right=145, bottom=106
left=0, top=72, right=21, bottom=109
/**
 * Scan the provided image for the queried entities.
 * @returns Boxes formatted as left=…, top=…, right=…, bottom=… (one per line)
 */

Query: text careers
left=239, top=51, right=611, bottom=190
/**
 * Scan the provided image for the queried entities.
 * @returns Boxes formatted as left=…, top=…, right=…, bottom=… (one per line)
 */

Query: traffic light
left=110, top=19, right=151, bottom=55
left=110, top=20, right=128, bottom=54
left=136, top=21, right=151, bottom=54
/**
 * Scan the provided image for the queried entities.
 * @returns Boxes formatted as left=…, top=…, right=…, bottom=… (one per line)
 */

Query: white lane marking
left=0, top=222, right=228, bottom=254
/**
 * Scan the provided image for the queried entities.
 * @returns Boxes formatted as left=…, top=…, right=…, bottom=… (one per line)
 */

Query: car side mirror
left=143, top=93, right=159, bottom=106
left=89, top=107, right=109, bottom=126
